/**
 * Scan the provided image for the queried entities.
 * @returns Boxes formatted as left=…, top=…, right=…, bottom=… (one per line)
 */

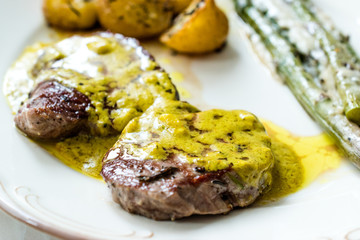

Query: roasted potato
left=172, top=0, right=192, bottom=13
left=43, top=0, right=97, bottom=30
left=96, top=0, right=174, bottom=39
left=160, top=0, right=229, bottom=54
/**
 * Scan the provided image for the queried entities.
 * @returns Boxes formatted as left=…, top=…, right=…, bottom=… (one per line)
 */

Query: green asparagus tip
left=346, top=108, right=360, bottom=125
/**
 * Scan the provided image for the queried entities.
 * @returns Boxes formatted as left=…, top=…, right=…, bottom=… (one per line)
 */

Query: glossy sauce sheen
left=3, top=35, right=343, bottom=203
left=104, top=100, right=274, bottom=190
left=4, top=33, right=178, bottom=136
left=260, top=121, right=341, bottom=202
left=39, top=119, right=342, bottom=202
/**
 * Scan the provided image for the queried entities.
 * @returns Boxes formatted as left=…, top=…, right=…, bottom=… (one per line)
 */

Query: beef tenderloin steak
left=9, top=32, right=178, bottom=140
left=14, top=80, right=90, bottom=140
left=102, top=100, right=274, bottom=220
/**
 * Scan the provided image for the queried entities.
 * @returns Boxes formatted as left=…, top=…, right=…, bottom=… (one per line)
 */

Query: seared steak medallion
left=8, top=33, right=178, bottom=140
left=14, top=80, right=90, bottom=140
left=6, top=32, right=274, bottom=220
left=102, top=100, right=274, bottom=220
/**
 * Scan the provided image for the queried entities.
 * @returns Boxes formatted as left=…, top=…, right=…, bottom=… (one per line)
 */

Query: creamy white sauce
left=311, top=47, right=328, bottom=66
left=337, top=67, right=360, bottom=86
left=235, top=0, right=347, bottom=113
left=311, top=6, right=342, bottom=41
left=319, top=65, right=343, bottom=113
left=3, top=44, right=44, bottom=113
left=252, top=0, right=316, bottom=54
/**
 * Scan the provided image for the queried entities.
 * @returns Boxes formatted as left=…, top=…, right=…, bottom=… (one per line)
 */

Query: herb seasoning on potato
left=42, top=0, right=229, bottom=54
left=96, top=0, right=174, bottom=39
left=43, top=0, right=97, bottom=30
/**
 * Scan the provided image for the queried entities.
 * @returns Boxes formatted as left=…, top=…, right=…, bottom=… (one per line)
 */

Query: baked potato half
left=96, top=0, right=174, bottom=39
left=160, top=0, right=229, bottom=54
left=43, top=0, right=97, bottom=30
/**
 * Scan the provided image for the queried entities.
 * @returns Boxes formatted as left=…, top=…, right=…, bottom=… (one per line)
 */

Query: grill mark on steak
left=14, top=80, right=90, bottom=140
left=137, top=167, right=179, bottom=182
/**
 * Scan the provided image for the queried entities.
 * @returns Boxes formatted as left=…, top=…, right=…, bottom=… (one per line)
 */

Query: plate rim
left=0, top=194, right=87, bottom=239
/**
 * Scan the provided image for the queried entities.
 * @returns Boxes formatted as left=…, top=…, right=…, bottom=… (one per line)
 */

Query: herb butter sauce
left=3, top=34, right=342, bottom=203
left=4, top=33, right=178, bottom=136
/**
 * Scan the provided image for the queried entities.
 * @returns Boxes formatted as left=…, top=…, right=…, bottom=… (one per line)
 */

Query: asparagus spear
left=288, top=0, right=360, bottom=125
left=300, top=0, right=359, bottom=62
left=234, top=0, right=360, bottom=168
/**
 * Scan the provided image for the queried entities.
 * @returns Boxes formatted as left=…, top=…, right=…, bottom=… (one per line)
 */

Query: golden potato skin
left=160, top=0, right=229, bottom=54
left=43, top=0, right=97, bottom=30
left=96, top=0, right=174, bottom=39
left=172, top=0, right=192, bottom=13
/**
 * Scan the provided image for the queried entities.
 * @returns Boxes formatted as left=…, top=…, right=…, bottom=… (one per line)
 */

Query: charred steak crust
left=101, top=157, right=261, bottom=221
left=14, top=80, right=90, bottom=140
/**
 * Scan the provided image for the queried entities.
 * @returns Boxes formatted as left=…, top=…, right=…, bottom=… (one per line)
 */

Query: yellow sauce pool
left=39, top=134, right=119, bottom=180
left=35, top=118, right=342, bottom=204
left=260, top=121, right=342, bottom=202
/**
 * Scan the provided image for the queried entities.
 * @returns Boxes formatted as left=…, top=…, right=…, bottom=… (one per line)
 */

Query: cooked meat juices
left=102, top=100, right=274, bottom=220
left=5, top=33, right=274, bottom=220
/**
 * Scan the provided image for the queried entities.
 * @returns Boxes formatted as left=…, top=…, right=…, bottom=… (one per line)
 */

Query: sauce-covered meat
left=102, top=100, right=274, bottom=220
left=6, top=33, right=274, bottom=220
left=5, top=33, right=178, bottom=140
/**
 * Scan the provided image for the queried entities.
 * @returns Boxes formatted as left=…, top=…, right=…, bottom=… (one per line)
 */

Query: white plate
left=1, top=0, right=360, bottom=239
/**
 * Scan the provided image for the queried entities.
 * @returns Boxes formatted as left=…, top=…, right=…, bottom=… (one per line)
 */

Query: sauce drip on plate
left=260, top=121, right=342, bottom=202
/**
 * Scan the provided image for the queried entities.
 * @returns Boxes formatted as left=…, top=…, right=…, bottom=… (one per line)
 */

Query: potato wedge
left=160, top=0, right=229, bottom=54
left=96, top=0, right=174, bottom=39
left=43, top=0, right=97, bottom=30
